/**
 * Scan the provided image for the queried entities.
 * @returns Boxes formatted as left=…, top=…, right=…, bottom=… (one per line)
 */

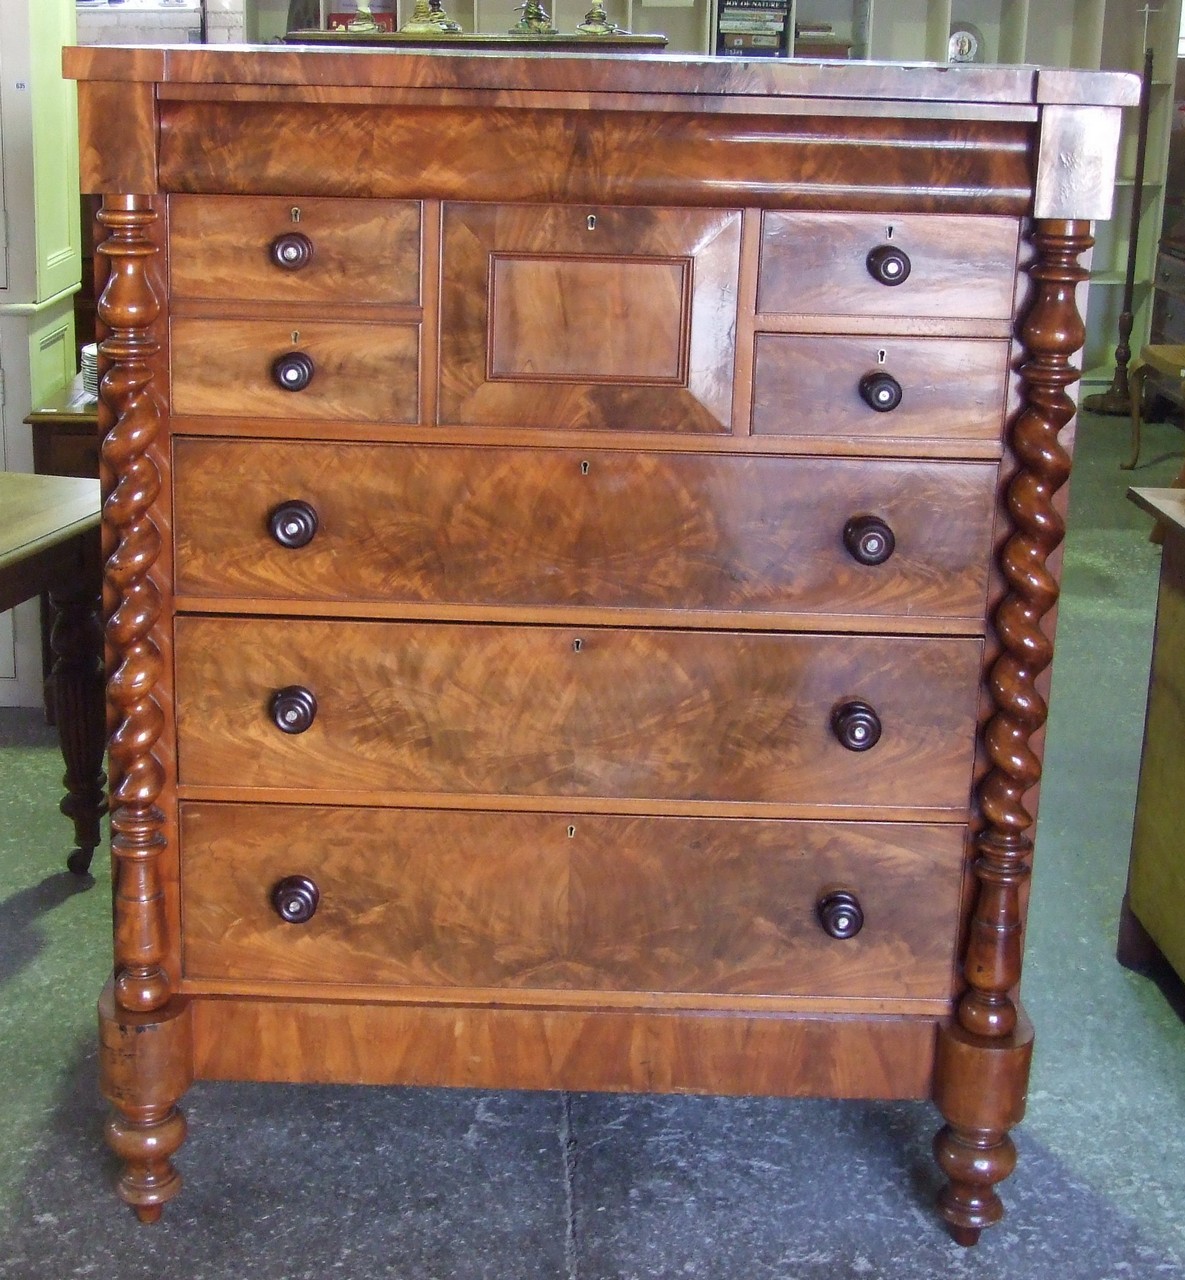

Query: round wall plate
left=948, top=22, right=985, bottom=63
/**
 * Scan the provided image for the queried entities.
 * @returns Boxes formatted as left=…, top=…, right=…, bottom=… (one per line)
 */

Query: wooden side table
left=0, top=472, right=106, bottom=875
left=1117, top=486, right=1185, bottom=981
left=25, top=374, right=100, bottom=479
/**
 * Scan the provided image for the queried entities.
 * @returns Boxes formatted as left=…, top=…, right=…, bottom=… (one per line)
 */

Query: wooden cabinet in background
left=64, top=46, right=1136, bottom=1245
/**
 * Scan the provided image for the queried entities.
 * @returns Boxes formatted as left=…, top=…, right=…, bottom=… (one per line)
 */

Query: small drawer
left=168, top=195, right=422, bottom=306
left=173, top=439, right=997, bottom=624
left=170, top=317, right=419, bottom=423
left=757, top=212, right=1019, bottom=319
left=751, top=334, right=1009, bottom=440
left=174, top=617, right=982, bottom=810
left=180, top=802, right=965, bottom=1001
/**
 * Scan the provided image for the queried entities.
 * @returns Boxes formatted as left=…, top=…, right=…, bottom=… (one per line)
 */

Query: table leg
left=46, top=529, right=107, bottom=874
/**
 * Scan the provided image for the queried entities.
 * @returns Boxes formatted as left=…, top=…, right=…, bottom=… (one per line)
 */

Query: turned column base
left=932, top=1006, right=1034, bottom=1245
left=99, top=980, right=193, bottom=1221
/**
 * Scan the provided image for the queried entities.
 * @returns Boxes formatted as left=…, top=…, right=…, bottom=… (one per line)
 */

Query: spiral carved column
left=934, top=218, right=1093, bottom=1245
left=96, top=194, right=191, bottom=1222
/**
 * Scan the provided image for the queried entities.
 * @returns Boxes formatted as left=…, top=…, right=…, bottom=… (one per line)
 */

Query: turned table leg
left=47, top=525, right=108, bottom=875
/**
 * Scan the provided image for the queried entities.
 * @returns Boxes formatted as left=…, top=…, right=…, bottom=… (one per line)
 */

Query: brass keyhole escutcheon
left=586, top=214, right=597, bottom=231
left=580, top=460, right=590, bottom=476
left=572, top=638, right=583, bottom=653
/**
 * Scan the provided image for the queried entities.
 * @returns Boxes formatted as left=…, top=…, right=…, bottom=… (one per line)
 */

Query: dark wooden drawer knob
left=268, top=500, right=319, bottom=549
left=817, top=889, right=864, bottom=940
left=843, top=514, right=896, bottom=566
left=831, top=699, right=881, bottom=752
left=269, top=231, right=314, bottom=272
left=269, top=685, right=318, bottom=734
left=858, top=370, right=903, bottom=413
left=272, top=350, right=315, bottom=393
left=271, top=874, right=320, bottom=924
left=866, top=244, right=911, bottom=286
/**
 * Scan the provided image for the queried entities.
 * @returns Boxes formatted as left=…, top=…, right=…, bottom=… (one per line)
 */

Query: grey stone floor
left=1, top=412, right=1184, bottom=1278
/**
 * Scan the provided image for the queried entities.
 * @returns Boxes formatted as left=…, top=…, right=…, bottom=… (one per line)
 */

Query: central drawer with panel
left=69, top=47, right=1133, bottom=1239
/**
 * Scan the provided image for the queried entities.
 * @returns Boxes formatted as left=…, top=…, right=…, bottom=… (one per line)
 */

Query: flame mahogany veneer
left=62, top=45, right=1137, bottom=1243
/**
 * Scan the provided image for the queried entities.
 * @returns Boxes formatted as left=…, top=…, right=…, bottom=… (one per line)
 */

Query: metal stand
left=1083, top=44, right=1154, bottom=417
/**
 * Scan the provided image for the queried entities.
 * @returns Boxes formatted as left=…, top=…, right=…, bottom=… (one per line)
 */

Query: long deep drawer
left=174, top=618, right=982, bottom=808
left=168, top=195, right=422, bottom=306
left=180, top=803, right=966, bottom=1000
left=172, top=440, right=997, bottom=623
left=170, top=317, right=420, bottom=422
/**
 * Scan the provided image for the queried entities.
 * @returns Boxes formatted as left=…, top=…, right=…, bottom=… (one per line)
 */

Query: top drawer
left=168, top=195, right=422, bottom=307
left=757, top=212, right=1019, bottom=320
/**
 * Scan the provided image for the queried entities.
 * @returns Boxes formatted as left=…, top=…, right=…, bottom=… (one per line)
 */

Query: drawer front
left=757, top=212, right=1019, bottom=318
left=173, top=439, right=997, bottom=623
left=752, top=334, right=1009, bottom=440
left=440, top=203, right=740, bottom=433
left=174, top=617, right=982, bottom=808
left=170, top=317, right=419, bottom=422
left=169, top=195, right=422, bottom=306
left=180, top=803, right=965, bottom=1000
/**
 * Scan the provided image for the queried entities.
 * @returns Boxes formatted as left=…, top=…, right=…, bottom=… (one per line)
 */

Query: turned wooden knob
left=268, top=500, right=319, bottom=549
left=272, top=350, right=315, bottom=392
left=858, top=370, right=903, bottom=413
left=269, top=685, right=318, bottom=734
left=831, top=699, right=881, bottom=752
left=866, top=244, right=911, bottom=286
left=271, top=875, right=320, bottom=924
left=843, top=514, right=895, bottom=566
left=817, top=889, right=864, bottom=940
left=269, top=231, right=314, bottom=271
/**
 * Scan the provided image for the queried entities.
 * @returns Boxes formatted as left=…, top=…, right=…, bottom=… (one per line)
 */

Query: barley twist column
left=934, top=218, right=1093, bottom=1245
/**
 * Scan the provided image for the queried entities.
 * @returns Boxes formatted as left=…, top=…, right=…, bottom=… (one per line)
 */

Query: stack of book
left=715, top=0, right=789, bottom=57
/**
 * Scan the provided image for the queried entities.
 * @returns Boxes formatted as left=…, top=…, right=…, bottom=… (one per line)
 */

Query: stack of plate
left=81, top=344, right=99, bottom=401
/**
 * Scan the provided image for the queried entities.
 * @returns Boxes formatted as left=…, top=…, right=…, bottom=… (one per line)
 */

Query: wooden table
left=1118, top=487, right=1185, bottom=982
left=0, top=472, right=106, bottom=875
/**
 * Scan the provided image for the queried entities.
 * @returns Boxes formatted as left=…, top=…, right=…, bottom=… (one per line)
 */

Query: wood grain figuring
left=173, top=617, right=982, bottom=808
left=751, top=335, right=1009, bottom=440
left=168, top=194, right=422, bottom=306
left=170, top=317, right=419, bottom=422
left=441, top=203, right=738, bottom=431
left=180, top=803, right=964, bottom=998
left=758, top=212, right=1020, bottom=318
left=157, top=101, right=1037, bottom=214
left=489, top=256, right=689, bottom=382
left=191, top=995, right=939, bottom=1098
left=172, top=439, right=998, bottom=623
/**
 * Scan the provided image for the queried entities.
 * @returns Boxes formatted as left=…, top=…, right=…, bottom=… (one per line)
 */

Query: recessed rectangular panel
left=489, top=255, right=689, bottom=383
left=440, top=203, right=740, bottom=433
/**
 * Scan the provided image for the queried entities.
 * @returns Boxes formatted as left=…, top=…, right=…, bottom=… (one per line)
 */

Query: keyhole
left=567, top=825, right=576, bottom=838
left=885, top=224, right=894, bottom=239
left=586, top=214, right=597, bottom=231
left=877, top=348, right=887, bottom=364
left=580, top=460, right=590, bottom=476
left=291, top=330, right=300, bottom=344
left=572, top=638, right=583, bottom=653
left=291, top=207, right=302, bottom=223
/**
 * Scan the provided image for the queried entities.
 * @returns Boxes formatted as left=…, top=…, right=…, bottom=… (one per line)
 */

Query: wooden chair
left=1125, top=344, right=1185, bottom=542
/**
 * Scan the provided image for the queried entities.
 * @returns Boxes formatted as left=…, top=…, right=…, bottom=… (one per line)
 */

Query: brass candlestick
left=510, top=0, right=558, bottom=34
left=577, top=0, right=624, bottom=34
left=401, top=0, right=462, bottom=31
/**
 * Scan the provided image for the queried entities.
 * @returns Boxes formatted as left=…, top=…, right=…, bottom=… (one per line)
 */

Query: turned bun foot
left=948, top=1224, right=982, bottom=1248
left=66, top=846, right=95, bottom=876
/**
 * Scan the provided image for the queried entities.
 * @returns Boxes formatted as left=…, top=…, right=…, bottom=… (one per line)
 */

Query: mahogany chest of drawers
left=64, top=46, right=1136, bottom=1243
